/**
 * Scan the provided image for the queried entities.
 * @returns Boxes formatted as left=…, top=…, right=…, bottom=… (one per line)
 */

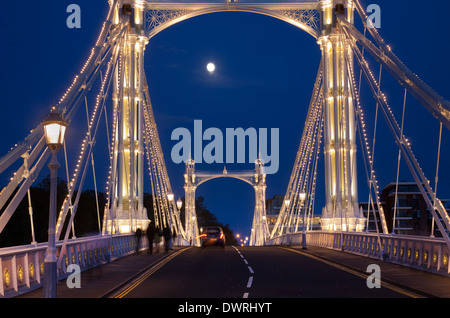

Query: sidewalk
left=18, top=247, right=183, bottom=298
left=289, top=245, right=450, bottom=298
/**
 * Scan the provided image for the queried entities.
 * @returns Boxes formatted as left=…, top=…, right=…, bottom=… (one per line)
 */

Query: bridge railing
left=0, top=233, right=190, bottom=298
left=266, top=231, right=450, bottom=277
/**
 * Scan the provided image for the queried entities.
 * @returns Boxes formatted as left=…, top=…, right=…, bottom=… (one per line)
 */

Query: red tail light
left=219, top=233, right=224, bottom=239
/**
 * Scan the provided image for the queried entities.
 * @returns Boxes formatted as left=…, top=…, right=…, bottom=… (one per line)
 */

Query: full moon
left=206, top=62, right=215, bottom=73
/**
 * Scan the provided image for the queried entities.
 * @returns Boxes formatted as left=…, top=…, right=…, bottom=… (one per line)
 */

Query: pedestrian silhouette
left=154, top=227, right=162, bottom=253
left=163, top=226, right=172, bottom=253
left=147, top=222, right=155, bottom=255
left=135, top=228, right=142, bottom=253
left=172, top=228, right=177, bottom=246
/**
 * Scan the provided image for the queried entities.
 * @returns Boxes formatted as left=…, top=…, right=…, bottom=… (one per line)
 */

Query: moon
left=206, top=62, right=215, bottom=73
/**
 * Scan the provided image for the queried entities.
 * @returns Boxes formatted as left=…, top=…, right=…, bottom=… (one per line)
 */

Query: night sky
left=0, top=0, right=449, bottom=239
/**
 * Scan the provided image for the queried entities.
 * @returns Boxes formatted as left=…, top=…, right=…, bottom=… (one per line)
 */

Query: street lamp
left=299, top=192, right=306, bottom=203
left=174, top=198, right=183, bottom=246
left=299, top=192, right=307, bottom=249
left=284, top=198, right=291, bottom=233
left=42, top=108, right=67, bottom=298
left=176, top=198, right=182, bottom=211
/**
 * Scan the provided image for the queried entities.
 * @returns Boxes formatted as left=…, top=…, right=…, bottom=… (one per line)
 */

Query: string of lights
left=271, top=62, right=324, bottom=237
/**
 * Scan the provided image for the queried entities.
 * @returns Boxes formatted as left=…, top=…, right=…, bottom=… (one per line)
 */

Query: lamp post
left=166, top=193, right=175, bottom=248
left=175, top=198, right=182, bottom=246
left=300, top=192, right=307, bottom=249
left=284, top=198, right=291, bottom=234
left=42, top=108, right=67, bottom=298
left=176, top=198, right=182, bottom=211
left=167, top=192, right=174, bottom=227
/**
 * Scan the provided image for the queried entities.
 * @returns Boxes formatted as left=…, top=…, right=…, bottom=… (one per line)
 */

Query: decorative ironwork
left=145, top=8, right=320, bottom=35
left=274, top=9, right=320, bottom=31
left=146, top=9, right=193, bottom=33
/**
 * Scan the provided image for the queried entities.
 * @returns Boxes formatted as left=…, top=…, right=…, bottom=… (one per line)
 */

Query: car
left=199, top=226, right=226, bottom=247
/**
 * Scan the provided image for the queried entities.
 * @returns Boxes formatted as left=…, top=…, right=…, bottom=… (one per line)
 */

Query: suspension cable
left=63, top=141, right=76, bottom=238
left=85, top=96, right=102, bottom=234
left=367, top=63, right=382, bottom=215
left=431, top=121, right=443, bottom=237
left=346, top=26, right=450, bottom=249
left=392, top=88, right=408, bottom=234
left=271, top=61, right=323, bottom=237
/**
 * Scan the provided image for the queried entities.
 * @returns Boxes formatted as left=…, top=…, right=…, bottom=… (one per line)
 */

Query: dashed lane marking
left=247, top=276, right=254, bottom=288
left=233, top=246, right=254, bottom=299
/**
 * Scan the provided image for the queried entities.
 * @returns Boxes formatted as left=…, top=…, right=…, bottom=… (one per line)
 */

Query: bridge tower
left=106, top=0, right=150, bottom=233
left=184, top=159, right=200, bottom=246
left=318, top=0, right=365, bottom=231
left=250, top=159, right=269, bottom=246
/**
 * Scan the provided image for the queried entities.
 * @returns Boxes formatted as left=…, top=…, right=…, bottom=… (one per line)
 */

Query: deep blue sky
left=0, top=0, right=449, bottom=238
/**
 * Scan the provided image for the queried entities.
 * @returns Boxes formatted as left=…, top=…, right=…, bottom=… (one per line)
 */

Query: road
left=113, top=245, right=413, bottom=298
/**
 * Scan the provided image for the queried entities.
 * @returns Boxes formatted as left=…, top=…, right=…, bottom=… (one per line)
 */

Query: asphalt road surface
left=114, top=246, right=412, bottom=298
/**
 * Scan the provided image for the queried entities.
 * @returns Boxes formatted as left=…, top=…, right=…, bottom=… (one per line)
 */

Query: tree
left=0, top=175, right=68, bottom=247
left=0, top=176, right=107, bottom=247
left=195, top=196, right=237, bottom=245
left=0, top=182, right=238, bottom=247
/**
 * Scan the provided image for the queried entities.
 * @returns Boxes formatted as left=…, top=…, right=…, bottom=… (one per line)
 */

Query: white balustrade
left=266, top=231, right=450, bottom=277
left=0, top=234, right=147, bottom=298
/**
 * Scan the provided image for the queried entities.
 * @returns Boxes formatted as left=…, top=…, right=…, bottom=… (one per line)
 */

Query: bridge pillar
left=250, top=159, right=269, bottom=246
left=184, top=160, right=200, bottom=246
left=318, top=0, right=365, bottom=232
left=106, top=0, right=149, bottom=234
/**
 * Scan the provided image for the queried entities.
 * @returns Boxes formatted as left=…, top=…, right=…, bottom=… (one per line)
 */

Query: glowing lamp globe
left=43, top=110, right=67, bottom=149
left=299, top=192, right=306, bottom=202
left=284, top=198, right=291, bottom=207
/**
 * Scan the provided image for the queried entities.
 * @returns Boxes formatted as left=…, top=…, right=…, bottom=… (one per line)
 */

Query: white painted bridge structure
left=0, top=0, right=450, bottom=297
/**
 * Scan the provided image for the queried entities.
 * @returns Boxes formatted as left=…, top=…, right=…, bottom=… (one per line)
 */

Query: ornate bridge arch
left=184, top=159, right=269, bottom=246
left=142, top=2, right=321, bottom=40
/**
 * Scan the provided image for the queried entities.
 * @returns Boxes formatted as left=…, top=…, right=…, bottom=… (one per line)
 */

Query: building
left=267, top=182, right=450, bottom=237
left=265, top=194, right=320, bottom=235
left=374, top=182, right=450, bottom=237
left=358, top=201, right=383, bottom=233
left=266, top=195, right=284, bottom=234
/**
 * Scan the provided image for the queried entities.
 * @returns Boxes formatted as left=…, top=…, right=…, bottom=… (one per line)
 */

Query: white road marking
left=233, top=246, right=254, bottom=299
left=247, top=276, right=253, bottom=288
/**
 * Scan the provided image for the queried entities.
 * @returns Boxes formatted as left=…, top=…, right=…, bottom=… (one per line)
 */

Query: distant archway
left=183, top=159, right=268, bottom=246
